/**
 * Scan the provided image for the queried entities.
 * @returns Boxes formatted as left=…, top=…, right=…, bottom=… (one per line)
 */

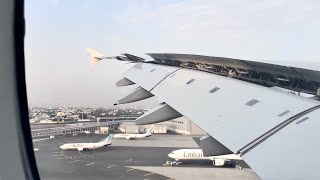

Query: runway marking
left=92, top=152, right=109, bottom=156
left=51, top=155, right=62, bottom=157
left=79, top=151, right=86, bottom=156
left=144, top=172, right=155, bottom=177
left=33, top=137, right=51, bottom=142
left=126, top=168, right=135, bottom=172
left=61, top=150, right=73, bottom=159
left=86, top=162, right=95, bottom=166
left=51, top=151, right=60, bottom=154
left=57, top=157, right=69, bottom=160
left=107, top=165, right=116, bottom=168
left=68, top=160, right=80, bottom=163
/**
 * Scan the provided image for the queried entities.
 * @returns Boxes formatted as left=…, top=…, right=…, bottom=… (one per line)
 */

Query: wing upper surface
left=91, top=50, right=320, bottom=179
left=124, top=63, right=180, bottom=91
left=120, top=62, right=320, bottom=179
left=150, top=67, right=320, bottom=152
left=243, top=109, right=320, bottom=179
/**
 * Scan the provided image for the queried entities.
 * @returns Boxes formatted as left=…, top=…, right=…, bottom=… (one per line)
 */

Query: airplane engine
left=77, top=147, right=84, bottom=151
left=213, top=159, right=225, bottom=166
left=126, top=137, right=130, bottom=140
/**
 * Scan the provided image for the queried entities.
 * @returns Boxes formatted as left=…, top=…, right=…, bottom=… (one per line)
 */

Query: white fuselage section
left=168, top=149, right=242, bottom=161
left=60, top=141, right=110, bottom=151
left=113, top=133, right=151, bottom=139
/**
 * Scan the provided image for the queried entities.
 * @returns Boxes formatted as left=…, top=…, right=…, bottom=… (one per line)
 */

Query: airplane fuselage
left=60, top=134, right=113, bottom=151
left=113, top=130, right=152, bottom=140
left=113, top=133, right=149, bottom=139
left=60, top=142, right=111, bottom=151
left=168, top=149, right=242, bottom=161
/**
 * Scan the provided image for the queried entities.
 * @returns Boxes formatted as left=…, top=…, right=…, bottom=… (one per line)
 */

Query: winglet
left=86, top=48, right=105, bottom=65
left=106, top=134, right=113, bottom=143
left=99, top=134, right=113, bottom=144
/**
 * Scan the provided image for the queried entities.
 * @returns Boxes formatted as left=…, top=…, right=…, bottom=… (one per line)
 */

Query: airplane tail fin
left=99, top=134, right=113, bottom=144
left=86, top=48, right=105, bottom=65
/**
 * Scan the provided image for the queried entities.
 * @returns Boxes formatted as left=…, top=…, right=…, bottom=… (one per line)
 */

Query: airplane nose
left=59, top=145, right=64, bottom=149
left=168, top=153, right=174, bottom=158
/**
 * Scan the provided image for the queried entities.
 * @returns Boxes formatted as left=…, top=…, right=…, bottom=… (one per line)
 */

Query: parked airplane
left=60, top=134, right=112, bottom=151
left=168, top=149, right=242, bottom=166
left=113, top=129, right=152, bottom=140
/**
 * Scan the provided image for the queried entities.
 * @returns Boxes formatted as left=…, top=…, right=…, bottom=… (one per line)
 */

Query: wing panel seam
left=149, top=68, right=182, bottom=92
left=238, top=105, right=320, bottom=155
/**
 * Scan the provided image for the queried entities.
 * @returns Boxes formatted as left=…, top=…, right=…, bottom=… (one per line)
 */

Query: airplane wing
left=91, top=51, right=320, bottom=179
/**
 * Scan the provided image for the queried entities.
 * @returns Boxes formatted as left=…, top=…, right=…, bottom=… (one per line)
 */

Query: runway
left=33, top=134, right=260, bottom=180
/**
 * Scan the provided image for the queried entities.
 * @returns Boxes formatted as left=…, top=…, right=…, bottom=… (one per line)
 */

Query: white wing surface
left=91, top=51, right=320, bottom=179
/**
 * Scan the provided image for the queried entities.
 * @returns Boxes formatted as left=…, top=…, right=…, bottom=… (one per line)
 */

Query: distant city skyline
left=25, top=0, right=320, bottom=107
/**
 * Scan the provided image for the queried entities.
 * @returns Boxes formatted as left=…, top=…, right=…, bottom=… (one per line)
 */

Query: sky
left=25, top=0, right=320, bottom=107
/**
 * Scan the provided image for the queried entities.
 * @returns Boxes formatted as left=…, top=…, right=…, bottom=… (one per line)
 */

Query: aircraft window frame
left=169, top=74, right=176, bottom=78
left=150, top=69, right=156, bottom=72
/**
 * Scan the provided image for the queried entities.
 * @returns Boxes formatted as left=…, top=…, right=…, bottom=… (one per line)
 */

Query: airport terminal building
left=119, top=117, right=205, bottom=135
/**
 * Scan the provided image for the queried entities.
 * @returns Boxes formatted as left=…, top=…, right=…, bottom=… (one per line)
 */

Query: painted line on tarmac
left=126, top=168, right=135, bottom=172
left=68, top=160, right=80, bottom=163
left=92, top=152, right=109, bottom=156
left=61, top=150, right=72, bottom=159
left=57, top=157, right=69, bottom=160
left=78, top=151, right=86, bottom=156
left=107, top=165, right=116, bottom=168
left=51, top=155, right=62, bottom=157
left=86, top=162, right=95, bottom=166
left=32, top=138, right=51, bottom=142
left=144, top=172, right=155, bottom=177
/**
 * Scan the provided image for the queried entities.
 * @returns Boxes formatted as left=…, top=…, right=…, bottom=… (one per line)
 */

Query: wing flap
left=116, top=87, right=153, bottom=105
left=135, top=103, right=182, bottom=125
